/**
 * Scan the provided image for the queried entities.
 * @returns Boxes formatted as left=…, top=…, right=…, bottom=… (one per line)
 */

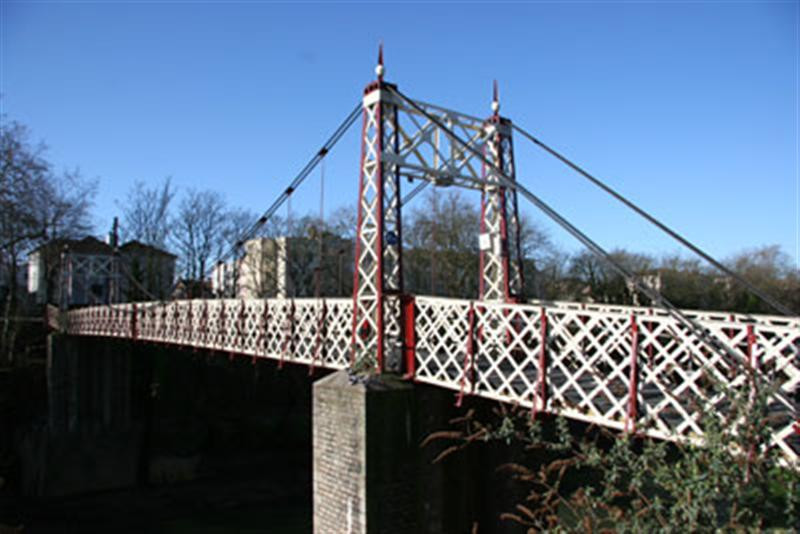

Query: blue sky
left=1, top=1, right=797, bottom=267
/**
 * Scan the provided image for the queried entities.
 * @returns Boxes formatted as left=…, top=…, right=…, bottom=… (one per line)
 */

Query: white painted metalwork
left=528, top=299, right=800, bottom=328
left=62, top=298, right=353, bottom=371
left=352, top=81, right=529, bottom=371
left=352, top=82, right=404, bottom=372
left=61, top=295, right=798, bottom=466
left=412, top=295, right=799, bottom=466
left=480, top=116, right=523, bottom=301
left=371, top=89, right=489, bottom=190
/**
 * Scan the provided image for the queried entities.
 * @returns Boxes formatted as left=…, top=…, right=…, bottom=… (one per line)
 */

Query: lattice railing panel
left=472, top=304, right=543, bottom=406
left=414, top=297, right=472, bottom=392
left=63, top=298, right=352, bottom=372
left=321, top=299, right=352, bottom=370
left=530, top=299, right=800, bottom=328
left=61, top=295, right=798, bottom=465
left=543, top=308, right=632, bottom=429
left=410, top=297, right=799, bottom=466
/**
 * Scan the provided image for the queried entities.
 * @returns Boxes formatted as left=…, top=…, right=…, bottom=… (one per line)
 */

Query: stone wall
left=313, top=372, right=419, bottom=533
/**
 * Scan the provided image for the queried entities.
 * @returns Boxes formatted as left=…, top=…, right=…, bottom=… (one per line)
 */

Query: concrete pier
left=313, top=371, right=419, bottom=533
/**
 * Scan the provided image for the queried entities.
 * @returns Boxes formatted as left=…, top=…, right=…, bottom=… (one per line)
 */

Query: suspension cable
left=315, top=159, right=325, bottom=298
left=386, top=85, right=748, bottom=368
left=511, top=122, right=795, bottom=317
left=205, top=102, right=362, bottom=281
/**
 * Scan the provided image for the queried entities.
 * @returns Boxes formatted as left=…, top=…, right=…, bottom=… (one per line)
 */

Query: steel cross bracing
left=351, top=82, right=405, bottom=372
left=480, top=115, right=523, bottom=301
left=56, top=296, right=800, bottom=466
left=60, top=250, right=119, bottom=307
left=351, top=81, right=524, bottom=371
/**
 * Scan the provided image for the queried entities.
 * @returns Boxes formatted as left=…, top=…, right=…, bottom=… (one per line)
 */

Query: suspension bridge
left=46, top=48, right=799, bottom=530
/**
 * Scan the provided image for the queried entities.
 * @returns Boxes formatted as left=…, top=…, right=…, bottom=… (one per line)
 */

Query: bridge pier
left=19, top=334, right=142, bottom=496
left=47, top=334, right=133, bottom=434
left=313, top=371, right=419, bottom=533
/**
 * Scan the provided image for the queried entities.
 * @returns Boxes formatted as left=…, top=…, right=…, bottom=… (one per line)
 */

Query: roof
left=31, top=236, right=176, bottom=259
left=119, top=240, right=177, bottom=258
left=32, top=236, right=113, bottom=256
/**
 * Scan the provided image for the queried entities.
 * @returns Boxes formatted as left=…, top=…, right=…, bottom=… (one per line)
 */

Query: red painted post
left=746, top=324, right=759, bottom=405
left=201, top=301, right=208, bottom=347
left=186, top=302, right=194, bottom=345
left=160, top=306, right=167, bottom=343
left=259, top=300, right=269, bottom=357
left=219, top=300, right=226, bottom=354
left=131, top=303, right=138, bottom=340
left=746, top=324, right=758, bottom=478
left=456, top=303, right=476, bottom=407
left=231, top=300, right=244, bottom=361
left=626, top=314, right=639, bottom=434
left=402, top=295, right=416, bottom=380
left=534, top=307, right=548, bottom=419
left=310, top=300, right=327, bottom=376
left=172, top=303, right=180, bottom=346
left=349, top=111, right=368, bottom=369
left=279, top=301, right=295, bottom=370
left=647, top=308, right=654, bottom=367
left=747, top=324, right=757, bottom=372
left=238, top=300, right=246, bottom=351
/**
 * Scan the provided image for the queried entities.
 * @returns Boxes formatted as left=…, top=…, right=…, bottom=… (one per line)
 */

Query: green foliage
left=426, top=382, right=800, bottom=531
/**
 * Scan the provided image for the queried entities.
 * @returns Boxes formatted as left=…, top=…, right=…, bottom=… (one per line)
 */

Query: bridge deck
left=51, top=296, right=799, bottom=466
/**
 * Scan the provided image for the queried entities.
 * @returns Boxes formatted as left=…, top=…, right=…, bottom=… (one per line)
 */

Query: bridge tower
left=479, top=81, right=524, bottom=302
left=351, top=46, right=405, bottom=373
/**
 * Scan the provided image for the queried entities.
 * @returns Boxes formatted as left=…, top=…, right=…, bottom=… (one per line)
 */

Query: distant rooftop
left=32, top=236, right=175, bottom=258
left=119, top=240, right=177, bottom=258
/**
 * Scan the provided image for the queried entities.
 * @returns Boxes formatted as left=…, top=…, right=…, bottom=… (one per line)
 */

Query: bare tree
left=0, top=120, right=95, bottom=364
left=404, top=190, right=555, bottom=299
left=723, top=245, right=798, bottom=313
left=328, top=205, right=357, bottom=240
left=1, top=122, right=49, bottom=251
left=120, top=177, right=175, bottom=248
left=219, top=207, right=260, bottom=256
left=171, top=189, right=227, bottom=280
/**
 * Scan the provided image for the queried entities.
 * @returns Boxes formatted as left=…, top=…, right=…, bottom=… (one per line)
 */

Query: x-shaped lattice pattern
left=352, top=86, right=404, bottom=371
left=479, top=118, right=523, bottom=302
left=63, top=295, right=800, bottom=466
left=410, top=297, right=798, bottom=465
left=64, top=298, right=353, bottom=372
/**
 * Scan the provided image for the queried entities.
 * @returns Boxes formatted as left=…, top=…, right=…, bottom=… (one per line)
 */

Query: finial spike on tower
left=375, top=42, right=385, bottom=81
left=491, top=79, right=500, bottom=114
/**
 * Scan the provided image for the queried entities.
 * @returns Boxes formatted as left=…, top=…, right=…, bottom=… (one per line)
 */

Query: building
left=172, top=278, right=213, bottom=300
left=212, top=235, right=352, bottom=299
left=118, top=241, right=177, bottom=301
left=27, top=237, right=176, bottom=307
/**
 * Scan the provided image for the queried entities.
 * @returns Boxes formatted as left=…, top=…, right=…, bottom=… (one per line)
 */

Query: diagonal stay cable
left=386, top=85, right=753, bottom=371
left=389, top=87, right=800, bottom=417
left=205, top=102, right=362, bottom=281
left=511, top=122, right=796, bottom=318
left=401, top=179, right=429, bottom=207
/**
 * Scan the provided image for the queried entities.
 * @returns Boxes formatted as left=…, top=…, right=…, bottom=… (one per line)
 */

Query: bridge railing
left=413, top=296, right=799, bottom=465
left=528, top=298, right=800, bottom=328
left=62, top=299, right=354, bottom=371
left=60, top=296, right=798, bottom=465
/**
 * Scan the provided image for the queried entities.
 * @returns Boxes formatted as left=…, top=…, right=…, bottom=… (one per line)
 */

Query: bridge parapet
left=529, top=298, right=800, bottom=328
left=61, top=299, right=354, bottom=371
left=412, top=296, right=799, bottom=466
left=59, top=296, right=799, bottom=466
